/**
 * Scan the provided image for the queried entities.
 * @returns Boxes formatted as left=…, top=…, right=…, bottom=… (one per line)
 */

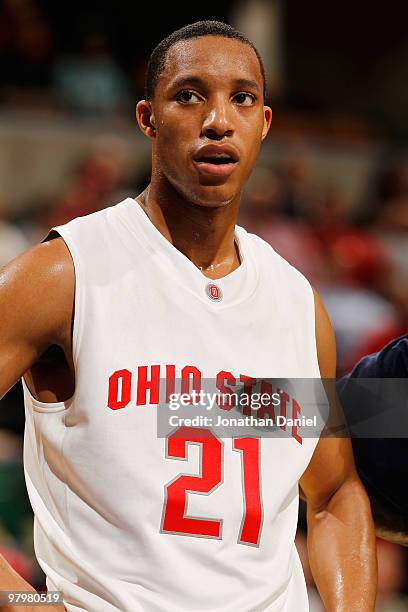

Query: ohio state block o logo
left=205, top=283, right=223, bottom=302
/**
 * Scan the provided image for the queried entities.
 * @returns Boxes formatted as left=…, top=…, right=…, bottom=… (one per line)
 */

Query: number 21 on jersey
left=161, top=426, right=263, bottom=546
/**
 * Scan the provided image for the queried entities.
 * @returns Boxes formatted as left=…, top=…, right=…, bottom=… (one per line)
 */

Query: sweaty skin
left=0, top=237, right=72, bottom=609
left=0, top=238, right=75, bottom=404
left=299, top=291, right=377, bottom=611
left=0, top=35, right=376, bottom=611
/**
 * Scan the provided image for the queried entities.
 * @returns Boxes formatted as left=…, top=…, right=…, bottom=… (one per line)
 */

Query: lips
left=192, top=144, right=239, bottom=179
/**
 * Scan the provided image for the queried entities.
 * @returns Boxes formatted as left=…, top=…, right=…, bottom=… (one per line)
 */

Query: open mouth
left=195, top=155, right=237, bottom=165
left=192, top=145, right=239, bottom=178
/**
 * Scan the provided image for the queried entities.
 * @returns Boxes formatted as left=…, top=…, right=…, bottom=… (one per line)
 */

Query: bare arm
left=0, top=238, right=74, bottom=400
left=299, top=289, right=377, bottom=611
left=0, top=238, right=73, bottom=610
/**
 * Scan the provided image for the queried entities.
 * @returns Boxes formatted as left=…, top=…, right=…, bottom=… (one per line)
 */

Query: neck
left=135, top=179, right=242, bottom=279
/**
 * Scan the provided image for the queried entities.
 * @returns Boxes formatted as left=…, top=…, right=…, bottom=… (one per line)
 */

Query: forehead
left=161, top=35, right=263, bottom=89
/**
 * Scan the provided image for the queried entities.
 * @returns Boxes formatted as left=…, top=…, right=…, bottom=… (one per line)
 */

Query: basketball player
left=0, top=21, right=376, bottom=611
left=338, top=333, right=408, bottom=547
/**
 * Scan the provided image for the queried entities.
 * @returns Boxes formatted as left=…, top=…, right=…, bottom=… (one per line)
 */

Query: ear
left=261, top=105, right=273, bottom=141
left=136, top=100, right=156, bottom=139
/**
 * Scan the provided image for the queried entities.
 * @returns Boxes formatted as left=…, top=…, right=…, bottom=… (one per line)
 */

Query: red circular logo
left=205, top=283, right=223, bottom=302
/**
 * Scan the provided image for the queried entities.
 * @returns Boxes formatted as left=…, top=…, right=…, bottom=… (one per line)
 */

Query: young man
left=0, top=21, right=376, bottom=612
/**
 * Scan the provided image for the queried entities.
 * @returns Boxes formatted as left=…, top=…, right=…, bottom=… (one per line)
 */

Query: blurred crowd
left=240, top=150, right=408, bottom=377
left=1, top=0, right=408, bottom=607
left=0, top=0, right=231, bottom=114
left=0, top=0, right=132, bottom=114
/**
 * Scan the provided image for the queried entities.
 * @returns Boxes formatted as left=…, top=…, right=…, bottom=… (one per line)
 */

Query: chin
left=186, top=183, right=239, bottom=208
left=192, top=197, right=233, bottom=208
left=166, top=172, right=241, bottom=208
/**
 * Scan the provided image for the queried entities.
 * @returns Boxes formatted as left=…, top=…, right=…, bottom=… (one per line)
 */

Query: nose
left=202, top=97, right=234, bottom=140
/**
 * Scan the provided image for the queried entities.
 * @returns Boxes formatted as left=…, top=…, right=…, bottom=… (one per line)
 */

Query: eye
left=233, top=92, right=255, bottom=106
left=176, top=90, right=202, bottom=104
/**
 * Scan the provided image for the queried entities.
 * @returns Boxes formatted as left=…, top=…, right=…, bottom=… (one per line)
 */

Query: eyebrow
left=169, top=75, right=261, bottom=93
left=232, top=78, right=261, bottom=92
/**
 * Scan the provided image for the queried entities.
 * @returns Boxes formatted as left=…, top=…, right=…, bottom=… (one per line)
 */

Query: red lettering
left=216, top=370, right=236, bottom=410
left=240, top=375, right=257, bottom=416
left=181, top=366, right=202, bottom=402
left=257, top=380, right=276, bottom=420
left=162, top=427, right=222, bottom=537
left=278, top=390, right=289, bottom=431
left=108, top=369, right=132, bottom=410
left=165, top=365, right=175, bottom=403
left=291, top=399, right=302, bottom=445
left=233, top=438, right=263, bottom=545
left=137, top=365, right=160, bottom=405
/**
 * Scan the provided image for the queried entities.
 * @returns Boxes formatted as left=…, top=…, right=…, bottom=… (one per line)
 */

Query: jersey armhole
left=41, top=229, right=61, bottom=244
left=41, top=225, right=85, bottom=374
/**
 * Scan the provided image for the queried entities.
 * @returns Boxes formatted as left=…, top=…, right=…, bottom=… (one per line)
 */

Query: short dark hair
left=145, top=20, right=266, bottom=101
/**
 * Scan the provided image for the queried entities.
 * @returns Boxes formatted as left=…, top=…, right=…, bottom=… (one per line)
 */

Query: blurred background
left=0, top=0, right=407, bottom=607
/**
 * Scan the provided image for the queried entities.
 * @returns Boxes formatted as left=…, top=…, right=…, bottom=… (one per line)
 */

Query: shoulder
left=0, top=236, right=74, bottom=346
left=1, top=234, right=74, bottom=293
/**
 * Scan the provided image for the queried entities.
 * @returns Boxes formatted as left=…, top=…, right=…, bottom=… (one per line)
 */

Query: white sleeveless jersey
left=22, top=197, right=322, bottom=612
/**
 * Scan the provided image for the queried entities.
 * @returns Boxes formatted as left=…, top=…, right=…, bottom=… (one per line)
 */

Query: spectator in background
left=321, top=263, right=401, bottom=374
left=0, top=198, right=29, bottom=267
left=359, top=155, right=408, bottom=280
left=0, top=530, right=34, bottom=589
left=277, top=145, right=319, bottom=219
left=312, top=188, right=403, bottom=374
left=45, top=135, right=130, bottom=226
left=6, top=136, right=132, bottom=243
left=240, top=160, right=406, bottom=375
left=55, top=31, right=129, bottom=116
left=0, top=409, right=39, bottom=590
left=369, top=157, right=408, bottom=336
left=0, top=0, right=54, bottom=103
left=239, top=166, right=325, bottom=284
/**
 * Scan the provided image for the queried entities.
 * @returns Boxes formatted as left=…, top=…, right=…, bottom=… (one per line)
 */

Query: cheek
left=155, top=129, right=193, bottom=182
left=238, top=115, right=264, bottom=158
left=240, top=130, right=262, bottom=168
left=157, top=108, right=198, bottom=147
left=156, top=127, right=184, bottom=161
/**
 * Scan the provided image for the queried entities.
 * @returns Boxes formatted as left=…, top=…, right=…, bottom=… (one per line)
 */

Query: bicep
left=300, top=287, right=357, bottom=508
left=0, top=238, right=74, bottom=399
